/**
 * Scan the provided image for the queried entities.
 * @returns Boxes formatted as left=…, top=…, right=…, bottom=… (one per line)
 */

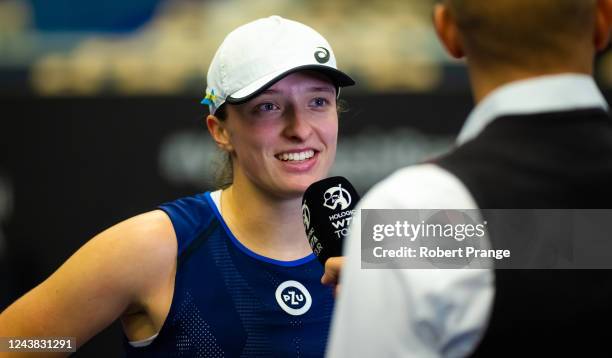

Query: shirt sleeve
left=327, top=164, right=494, bottom=358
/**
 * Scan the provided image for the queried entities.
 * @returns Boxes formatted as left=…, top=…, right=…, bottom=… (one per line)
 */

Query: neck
left=467, top=61, right=593, bottom=104
left=220, top=175, right=311, bottom=261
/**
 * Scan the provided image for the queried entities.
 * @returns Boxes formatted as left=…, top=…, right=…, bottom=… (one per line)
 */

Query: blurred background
left=1, top=0, right=611, bottom=356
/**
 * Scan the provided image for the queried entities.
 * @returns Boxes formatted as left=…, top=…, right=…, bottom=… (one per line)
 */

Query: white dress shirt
left=327, top=74, right=608, bottom=358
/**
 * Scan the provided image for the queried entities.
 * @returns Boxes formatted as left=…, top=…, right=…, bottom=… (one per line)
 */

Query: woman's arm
left=0, top=210, right=176, bottom=357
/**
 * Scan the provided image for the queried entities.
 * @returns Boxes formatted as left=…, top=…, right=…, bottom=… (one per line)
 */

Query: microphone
left=302, top=176, right=360, bottom=265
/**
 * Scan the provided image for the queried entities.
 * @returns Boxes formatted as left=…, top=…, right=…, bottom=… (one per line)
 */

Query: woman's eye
left=311, top=97, right=329, bottom=107
left=258, top=103, right=278, bottom=112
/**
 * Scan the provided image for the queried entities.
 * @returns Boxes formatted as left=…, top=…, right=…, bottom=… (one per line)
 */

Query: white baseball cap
left=202, top=16, right=355, bottom=114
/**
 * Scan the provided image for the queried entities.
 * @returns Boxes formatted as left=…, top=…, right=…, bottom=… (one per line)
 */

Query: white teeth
left=277, top=150, right=315, bottom=162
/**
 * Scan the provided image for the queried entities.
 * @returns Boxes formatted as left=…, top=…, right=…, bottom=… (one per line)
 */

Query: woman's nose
left=282, top=108, right=313, bottom=141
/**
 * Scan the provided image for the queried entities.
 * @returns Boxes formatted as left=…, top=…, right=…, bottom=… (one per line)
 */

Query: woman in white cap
left=0, top=16, right=354, bottom=357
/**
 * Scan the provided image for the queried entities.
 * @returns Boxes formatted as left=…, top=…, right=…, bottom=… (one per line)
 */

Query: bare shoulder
left=90, top=209, right=178, bottom=295
left=0, top=209, right=177, bottom=348
left=99, top=210, right=177, bottom=265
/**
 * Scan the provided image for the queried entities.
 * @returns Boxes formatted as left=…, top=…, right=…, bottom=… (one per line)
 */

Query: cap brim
left=226, top=65, right=355, bottom=105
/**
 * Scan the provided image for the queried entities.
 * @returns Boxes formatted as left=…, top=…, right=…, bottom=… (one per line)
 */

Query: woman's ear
left=206, top=115, right=233, bottom=152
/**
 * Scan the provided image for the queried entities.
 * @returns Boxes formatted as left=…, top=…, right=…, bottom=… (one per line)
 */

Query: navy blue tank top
left=124, top=192, right=334, bottom=357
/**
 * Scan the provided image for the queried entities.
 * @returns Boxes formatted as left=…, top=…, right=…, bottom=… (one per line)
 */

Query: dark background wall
left=0, top=92, right=473, bottom=356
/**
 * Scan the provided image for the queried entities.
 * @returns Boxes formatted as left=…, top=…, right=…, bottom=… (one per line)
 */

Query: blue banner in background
left=29, top=0, right=161, bottom=32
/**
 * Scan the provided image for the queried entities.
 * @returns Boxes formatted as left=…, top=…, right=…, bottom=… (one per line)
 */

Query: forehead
left=223, top=70, right=337, bottom=118
left=265, top=71, right=336, bottom=92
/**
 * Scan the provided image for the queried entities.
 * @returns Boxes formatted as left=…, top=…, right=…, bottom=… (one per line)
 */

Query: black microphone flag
left=302, top=176, right=360, bottom=265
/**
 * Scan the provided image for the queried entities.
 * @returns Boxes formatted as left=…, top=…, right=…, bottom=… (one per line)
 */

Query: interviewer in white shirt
left=324, top=0, right=612, bottom=357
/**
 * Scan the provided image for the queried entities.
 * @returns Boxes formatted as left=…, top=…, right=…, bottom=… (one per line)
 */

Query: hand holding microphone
left=321, top=257, right=345, bottom=297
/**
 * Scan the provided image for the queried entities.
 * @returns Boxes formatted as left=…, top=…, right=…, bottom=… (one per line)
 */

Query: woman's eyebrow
left=261, top=88, right=281, bottom=95
left=307, top=86, right=335, bottom=93
left=260, top=86, right=335, bottom=95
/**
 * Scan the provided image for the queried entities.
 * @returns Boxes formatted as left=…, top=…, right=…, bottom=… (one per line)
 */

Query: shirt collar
left=457, top=74, right=609, bottom=145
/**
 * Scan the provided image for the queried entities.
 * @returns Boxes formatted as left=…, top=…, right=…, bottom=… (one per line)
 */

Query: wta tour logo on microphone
left=302, top=177, right=361, bottom=264
left=323, top=184, right=352, bottom=210
left=324, top=183, right=357, bottom=239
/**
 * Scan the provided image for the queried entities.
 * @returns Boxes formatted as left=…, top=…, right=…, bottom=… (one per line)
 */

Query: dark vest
left=436, top=108, right=612, bottom=356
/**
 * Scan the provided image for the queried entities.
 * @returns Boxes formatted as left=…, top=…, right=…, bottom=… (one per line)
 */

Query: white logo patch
left=275, top=280, right=312, bottom=316
left=323, top=184, right=352, bottom=211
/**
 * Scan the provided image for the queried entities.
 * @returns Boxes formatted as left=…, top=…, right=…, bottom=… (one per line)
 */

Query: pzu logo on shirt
left=282, top=287, right=306, bottom=308
left=275, top=280, right=312, bottom=316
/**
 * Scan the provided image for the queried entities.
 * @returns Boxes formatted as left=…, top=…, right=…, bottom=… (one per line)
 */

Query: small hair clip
left=201, top=89, right=217, bottom=105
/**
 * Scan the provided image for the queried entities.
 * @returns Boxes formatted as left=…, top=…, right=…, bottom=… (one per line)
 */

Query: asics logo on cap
left=314, top=47, right=330, bottom=64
